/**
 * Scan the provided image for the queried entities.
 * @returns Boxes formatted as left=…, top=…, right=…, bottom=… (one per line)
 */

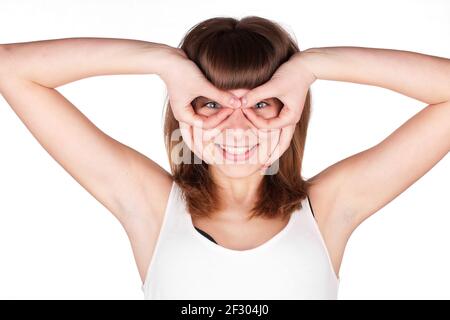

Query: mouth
left=214, top=143, right=259, bottom=162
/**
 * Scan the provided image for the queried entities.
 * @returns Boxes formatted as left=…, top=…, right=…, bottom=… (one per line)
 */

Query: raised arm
left=0, top=38, right=175, bottom=222
left=0, top=38, right=177, bottom=282
left=301, top=46, right=450, bottom=105
left=299, top=47, right=450, bottom=234
left=0, top=37, right=242, bottom=283
left=0, top=37, right=172, bottom=87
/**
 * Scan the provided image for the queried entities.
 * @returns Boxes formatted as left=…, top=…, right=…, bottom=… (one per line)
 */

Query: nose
left=210, top=108, right=258, bottom=145
left=218, top=108, right=256, bottom=131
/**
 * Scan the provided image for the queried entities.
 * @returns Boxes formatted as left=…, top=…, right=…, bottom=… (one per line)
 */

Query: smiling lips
left=214, top=143, right=259, bottom=162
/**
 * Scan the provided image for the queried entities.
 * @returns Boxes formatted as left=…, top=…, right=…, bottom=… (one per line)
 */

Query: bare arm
left=0, top=38, right=176, bottom=281
left=0, top=37, right=172, bottom=87
left=301, top=46, right=450, bottom=105
left=300, top=47, right=450, bottom=270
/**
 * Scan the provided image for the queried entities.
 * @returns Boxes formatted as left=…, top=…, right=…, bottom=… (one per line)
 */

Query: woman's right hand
left=158, top=47, right=242, bottom=129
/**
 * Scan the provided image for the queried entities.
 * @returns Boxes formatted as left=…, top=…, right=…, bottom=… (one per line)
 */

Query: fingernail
left=241, top=97, right=247, bottom=107
left=230, top=97, right=240, bottom=108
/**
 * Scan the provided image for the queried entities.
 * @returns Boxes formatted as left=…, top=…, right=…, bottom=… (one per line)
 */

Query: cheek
left=258, top=129, right=281, bottom=153
left=179, top=123, right=213, bottom=163
left=180, top=126, right=282, bottom=166
left=207, top=130, right=281, bottom=166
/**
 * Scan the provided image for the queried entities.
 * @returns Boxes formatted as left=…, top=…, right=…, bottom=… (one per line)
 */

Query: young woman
left=0, top=16, right=448, bottom=300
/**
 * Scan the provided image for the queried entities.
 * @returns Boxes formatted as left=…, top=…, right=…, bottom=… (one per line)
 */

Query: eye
left=255, top=101, right=269, bottom=109
left=204, top=101, right=220, bottom=109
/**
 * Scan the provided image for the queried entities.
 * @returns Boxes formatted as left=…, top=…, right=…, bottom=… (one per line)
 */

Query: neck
left=209, top=166, right=264, bottom=220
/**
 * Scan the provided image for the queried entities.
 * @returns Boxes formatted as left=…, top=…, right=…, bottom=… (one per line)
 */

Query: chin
left=212, top=163, right=262, bottom=179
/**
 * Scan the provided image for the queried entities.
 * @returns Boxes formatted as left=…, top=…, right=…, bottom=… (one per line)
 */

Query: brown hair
left=163, top=16, right=313, bottom=220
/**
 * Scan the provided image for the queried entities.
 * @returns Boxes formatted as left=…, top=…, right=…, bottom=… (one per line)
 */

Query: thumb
left=205, top=83, right=241, bottom=109
left=241, top=81, right=277, bottom=108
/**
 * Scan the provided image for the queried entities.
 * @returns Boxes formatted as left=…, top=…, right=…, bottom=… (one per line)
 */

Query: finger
left=261, top=124, right=296, bottom=174
left=241, top=108, right=271, bottom=128
left=175, top=103, right=230, bottom=130
left=179, top=121, right=204, bottom=163
left=265, top=105, right=298, bottom=128
left=266, top=124, right=295, bottom=166
left=240, top=81, right=278, bottom=108
left=242, top=106, right=296, bottom=129
left=201, top=107, right=234, bottom=129
left=205, top=82, right=242, bottom=109
left=179, top=121, right=194, bottom=149
left=175, top=105, right=207, bottom=129
left=202, top=125, right=223, bottom=142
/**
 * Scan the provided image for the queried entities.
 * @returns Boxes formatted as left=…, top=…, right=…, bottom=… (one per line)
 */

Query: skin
left=188, top=91, right=283, bottom=177
left=185, top=90, right=284, bottom=223
left=0, top=39, right=449, bottom=288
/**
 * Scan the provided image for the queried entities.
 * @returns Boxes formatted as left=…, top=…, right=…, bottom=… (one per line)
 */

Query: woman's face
left=180, top=89, right=284, bottom=178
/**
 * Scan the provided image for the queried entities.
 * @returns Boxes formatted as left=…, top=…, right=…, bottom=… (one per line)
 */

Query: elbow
left=0, top=44, right=17, bottom=89
left=0, top=44, right=19, bottom=85
left=0, top=44, right=6, bottom=69
left=0, top=44, right=12, bottom=76
left=442, top=101, right=450, bottom=151
left=0, top=43, right=9, bottom=61
left=0, top=45, right=7, bottom=85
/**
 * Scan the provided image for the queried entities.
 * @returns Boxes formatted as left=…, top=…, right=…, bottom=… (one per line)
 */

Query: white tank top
left=141, top=181, right=340, bottom=299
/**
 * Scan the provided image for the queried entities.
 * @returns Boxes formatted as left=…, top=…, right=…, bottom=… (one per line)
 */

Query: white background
left=0, top=0, right=449, bottom=299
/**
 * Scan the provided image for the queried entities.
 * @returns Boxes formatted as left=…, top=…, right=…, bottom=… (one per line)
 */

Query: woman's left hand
left=239, top=51, right=317, bottom=169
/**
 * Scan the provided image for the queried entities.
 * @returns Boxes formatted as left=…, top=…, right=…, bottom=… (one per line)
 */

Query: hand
left=158, top=47, right=241, bottom=129
left=240, top=51, right=317, bottom=169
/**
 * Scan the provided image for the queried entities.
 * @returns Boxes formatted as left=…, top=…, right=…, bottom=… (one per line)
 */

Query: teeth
left=216, top=144, right=256, bottom=155
left=225, top=146, right=248, bottom=154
